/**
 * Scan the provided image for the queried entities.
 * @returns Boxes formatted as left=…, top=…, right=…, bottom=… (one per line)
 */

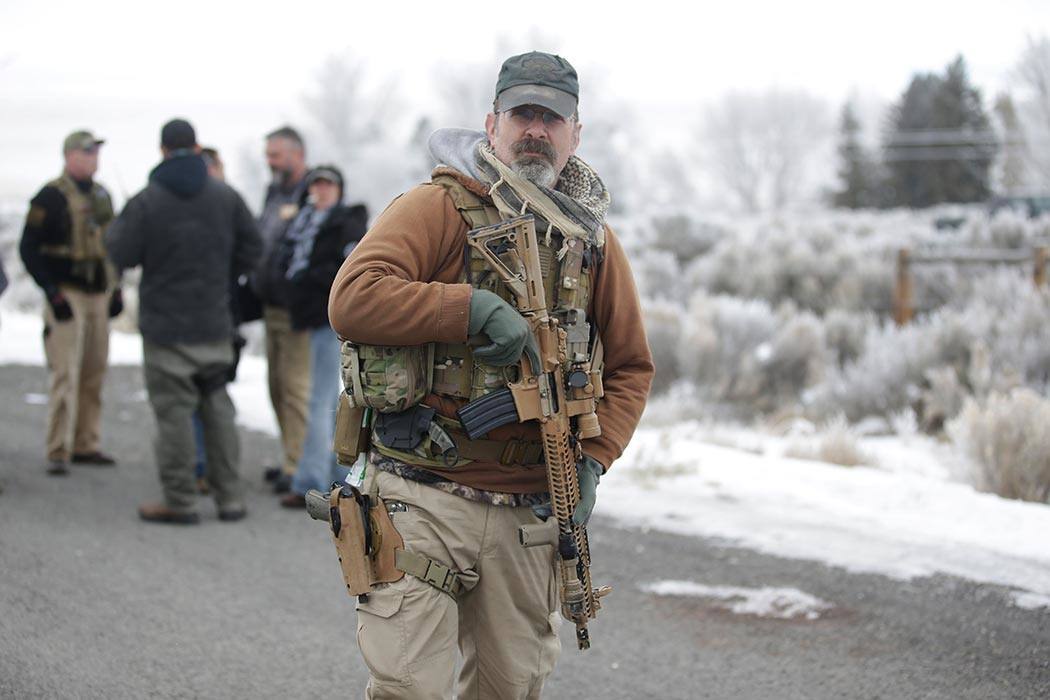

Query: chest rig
left=40, top=174, right=115, bottom=288
left=429, top=172, right=600, bottom=406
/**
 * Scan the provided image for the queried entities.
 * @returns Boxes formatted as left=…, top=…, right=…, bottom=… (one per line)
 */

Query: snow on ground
left=3, top=309, right=1048, bottom=608
left=1, top=309, right=276, bottom=437
left=602, top=423, right=1050, bottom=607
left=641, top=580, right=832, bottom=620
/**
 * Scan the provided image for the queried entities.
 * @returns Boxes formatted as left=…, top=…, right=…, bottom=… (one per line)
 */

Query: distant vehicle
left=988, top=194, right=1050, bottom=219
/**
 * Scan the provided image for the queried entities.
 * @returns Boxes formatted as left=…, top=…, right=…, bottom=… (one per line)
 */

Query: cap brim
left=496, top=84, right=577, bottom=119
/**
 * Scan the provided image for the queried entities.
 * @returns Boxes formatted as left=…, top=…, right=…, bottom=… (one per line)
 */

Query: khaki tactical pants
left=43, top=286, right=110, bottom=461
left=357, top=469, right=561, bottom=700
left=142, top=339, right=242, bottom=513
left=263, top=306, right=310, bottom=475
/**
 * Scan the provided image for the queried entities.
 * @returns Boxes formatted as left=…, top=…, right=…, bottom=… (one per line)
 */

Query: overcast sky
left=2, top=0, right=1048, bottom=206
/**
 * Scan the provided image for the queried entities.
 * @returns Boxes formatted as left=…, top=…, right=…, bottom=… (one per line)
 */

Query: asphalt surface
left=1, top=365, right=1048, bottom=699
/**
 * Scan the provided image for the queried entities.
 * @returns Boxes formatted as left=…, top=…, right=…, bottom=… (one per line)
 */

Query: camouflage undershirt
left=369, top=450, right=549, bottom=508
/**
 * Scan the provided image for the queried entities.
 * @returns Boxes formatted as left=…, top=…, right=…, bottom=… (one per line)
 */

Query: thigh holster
left=321, top=484, right=466, bottom=601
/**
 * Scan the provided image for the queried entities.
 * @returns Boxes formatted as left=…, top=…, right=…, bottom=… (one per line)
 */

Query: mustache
left=512, top=138, right=556, bottom=161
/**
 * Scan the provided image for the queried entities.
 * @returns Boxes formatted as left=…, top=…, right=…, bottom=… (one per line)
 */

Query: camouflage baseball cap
left=494, top=51, right=579, bottom=119
left=62, top=130, right=105, bottom=153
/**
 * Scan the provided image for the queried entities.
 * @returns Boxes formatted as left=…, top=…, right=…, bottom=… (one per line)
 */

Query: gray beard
left=511, top=158, right=557, bottom=189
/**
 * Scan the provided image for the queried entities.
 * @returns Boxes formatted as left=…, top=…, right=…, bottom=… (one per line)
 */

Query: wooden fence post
left=1034, top=247, right=1048, bottom=288
left=894, top=248, right=913, bottom=326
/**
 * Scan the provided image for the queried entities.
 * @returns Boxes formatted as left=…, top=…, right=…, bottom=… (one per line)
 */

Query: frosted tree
left=1013, top=36, right=1050, bottom=188
left=300, top=52, right=414, bottom=212
left=700, top=89, right=831, bottom=212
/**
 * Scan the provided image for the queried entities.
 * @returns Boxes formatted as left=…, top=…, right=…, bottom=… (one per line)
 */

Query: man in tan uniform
left=19, top=130, right=121, bottom=475
left=329, top=52, right=653, bottom=699
left=255, top=126, right=311, bottom=494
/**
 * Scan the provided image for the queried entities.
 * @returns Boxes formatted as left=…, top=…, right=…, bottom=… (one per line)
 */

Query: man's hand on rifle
left=468, top=289, right=538, bottom=367
left=572, top=455, right=604, bottom=526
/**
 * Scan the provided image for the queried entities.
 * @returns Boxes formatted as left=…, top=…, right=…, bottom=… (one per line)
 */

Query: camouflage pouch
left=341, top=341, right=434, bottom=414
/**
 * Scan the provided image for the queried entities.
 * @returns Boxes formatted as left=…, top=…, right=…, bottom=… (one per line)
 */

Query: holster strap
left=395, top=549, right=464, bottom=599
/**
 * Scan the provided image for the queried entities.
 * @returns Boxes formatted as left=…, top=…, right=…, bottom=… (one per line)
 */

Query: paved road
left=1, top=365, right=1048, bottom=699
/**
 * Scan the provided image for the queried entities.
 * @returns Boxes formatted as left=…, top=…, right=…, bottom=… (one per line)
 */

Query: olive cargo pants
left=263, top=306, right=310, bottom=475
left=142, top=339, right=242, bottom=513
left=356, top=469, right=561, bottom=700
left=43, top=286, right=109, bottom=461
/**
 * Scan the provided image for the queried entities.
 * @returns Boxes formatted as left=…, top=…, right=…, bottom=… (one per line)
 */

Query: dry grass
left=948, top=389, right=1050, bottom=503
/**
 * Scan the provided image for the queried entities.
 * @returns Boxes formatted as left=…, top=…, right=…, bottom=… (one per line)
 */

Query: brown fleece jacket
left=328, top=170, right=654, bottom=493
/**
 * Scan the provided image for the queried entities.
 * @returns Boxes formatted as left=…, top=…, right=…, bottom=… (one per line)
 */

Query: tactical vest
left=365, top=173, right=603, bottom=470
left=40, top=174, right=115, bottom=288
left=428, top=172, right=598, bottom=404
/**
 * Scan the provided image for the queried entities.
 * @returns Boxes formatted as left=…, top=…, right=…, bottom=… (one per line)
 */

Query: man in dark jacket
left=19, top=130, right=122, bottom=475
left=106, top=118, right=262, bottom=524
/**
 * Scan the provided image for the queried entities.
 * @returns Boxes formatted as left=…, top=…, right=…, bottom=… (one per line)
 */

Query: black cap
left=161, top=119, right=197, bottom=150
left=494, top=52, right=579, bottom=119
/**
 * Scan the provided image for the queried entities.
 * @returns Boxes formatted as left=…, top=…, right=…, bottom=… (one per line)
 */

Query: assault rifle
left=457, top=214, right=610, bottom=650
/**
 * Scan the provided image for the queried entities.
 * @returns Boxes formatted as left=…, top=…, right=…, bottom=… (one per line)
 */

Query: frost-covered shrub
left=762, top=310, right=827, bottom=409
left=629, top=247, right=684, bottom=302
left=643, top=298, right=685, bottom=395
left=678, top=294, right=826, bottom=416
left=916, top=365, right=967, bottom=433
left=823, top=309, right=874, bottom=368
left=949, top=389, right=1050, bottom=503
left=810, top=320, right=937, bottom=422
left=649, top=214, right=724, bottom=264
left=679, top=293, right=777, bottom=413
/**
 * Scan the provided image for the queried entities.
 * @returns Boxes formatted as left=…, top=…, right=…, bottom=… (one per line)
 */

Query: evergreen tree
left=832, top=102, right=877, bottom=208
left=883, top=56, right=998, bottom=207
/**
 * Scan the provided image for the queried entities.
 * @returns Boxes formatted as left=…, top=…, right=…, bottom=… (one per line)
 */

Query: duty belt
left=445, top=428, right=544, bottom=466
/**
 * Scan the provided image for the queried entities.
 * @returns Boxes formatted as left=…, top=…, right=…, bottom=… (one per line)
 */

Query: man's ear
left=485, top=112, right=497, bottom=144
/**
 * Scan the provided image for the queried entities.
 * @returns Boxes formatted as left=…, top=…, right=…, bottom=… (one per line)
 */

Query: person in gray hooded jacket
left=106, top=118, right=262, bottom=525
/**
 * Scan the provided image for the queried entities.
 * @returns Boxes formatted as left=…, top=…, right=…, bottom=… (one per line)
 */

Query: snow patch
left=1012, top=592, right=1050, bottom=610
left=643, top=580, right=832, bottom=620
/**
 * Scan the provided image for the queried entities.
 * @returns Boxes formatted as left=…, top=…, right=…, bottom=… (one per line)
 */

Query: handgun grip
left=305, top=489, right=332, bottom=522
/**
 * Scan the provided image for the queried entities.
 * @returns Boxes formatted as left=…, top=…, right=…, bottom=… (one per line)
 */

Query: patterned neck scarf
left=474, top=143, right=610, bottom=250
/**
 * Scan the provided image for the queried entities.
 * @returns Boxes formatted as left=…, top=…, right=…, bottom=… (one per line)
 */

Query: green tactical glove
left=572, top=455, right=604, bottom=526
left=468, top=289, right=537, bottom=367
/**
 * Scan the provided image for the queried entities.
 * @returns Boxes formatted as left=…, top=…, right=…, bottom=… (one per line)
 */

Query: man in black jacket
left=19, top=130, right=122, bottom=475
left=106, top=119, right=262, bottom=524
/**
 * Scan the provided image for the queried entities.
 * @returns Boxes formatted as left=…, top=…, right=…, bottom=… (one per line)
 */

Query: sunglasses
left=506, top=106, right=567, bottom=127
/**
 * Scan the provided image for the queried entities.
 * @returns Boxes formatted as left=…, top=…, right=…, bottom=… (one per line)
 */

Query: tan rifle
left=457, top=214, right=610, bottom=650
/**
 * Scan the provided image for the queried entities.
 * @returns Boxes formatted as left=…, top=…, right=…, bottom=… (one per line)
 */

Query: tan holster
left=328, top=485, right=404, bottom=598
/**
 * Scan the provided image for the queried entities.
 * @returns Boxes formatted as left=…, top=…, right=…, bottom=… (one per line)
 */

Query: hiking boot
left=272, top=473, right=293, bottom=495
left=72, top=451, right=117, bottom=466
left=138, top=501, right=200, bottom=525
left=46, top=459, right=69, bottom=476
left=218, top=505, right=247, bottom=522
left=279, top=493, right=307, bottom=509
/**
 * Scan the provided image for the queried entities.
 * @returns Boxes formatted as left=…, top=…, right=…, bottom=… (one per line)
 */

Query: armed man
left=19, top=130, right=122, bottom=476
left=326, top=52, right=653, bottom=699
